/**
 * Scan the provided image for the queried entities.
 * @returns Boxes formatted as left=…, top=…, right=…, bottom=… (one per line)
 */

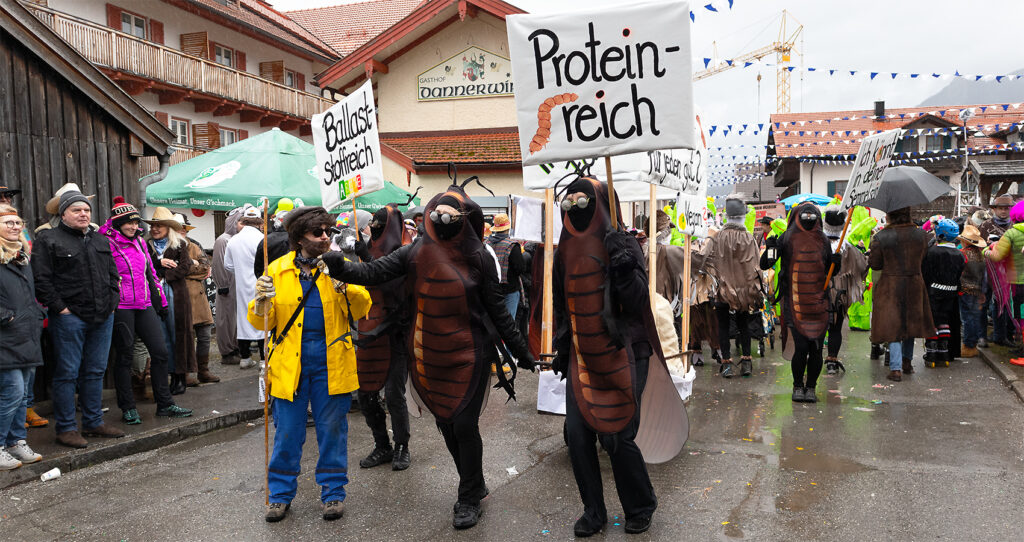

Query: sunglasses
left=430, top=210, right=464, bottom=225
left=560, top=195, right=590, bottom=211
left=308, top=226, right=339, bottom=238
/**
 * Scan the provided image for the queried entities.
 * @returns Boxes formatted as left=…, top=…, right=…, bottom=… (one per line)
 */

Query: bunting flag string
left=710, top=138, right=1024, bottom=152
left=709, top=119, right=1024, bottom=139
left=689, top=0, right=734, bottom=23
left=707, top=141, right=1024, bottom=165
left=696, top=57, right=1024, bottom=84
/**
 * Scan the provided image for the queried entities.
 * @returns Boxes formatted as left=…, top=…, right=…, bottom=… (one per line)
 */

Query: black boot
left=792, top=386, right=805, bottom=403
left=452, top=502, right=482, bottom=529
left=169, top=374, right=186, bottom=396
left=870, top=343, right=883, bottom=360
left=573, top=515, right=606, bottom=537
left=803, top=386, right=817, bottom=403
left=392, top=443, right=411, bottom=471
left=359, top=444, right=393, bottom=468
left=720, top=360, right=735, bottom=378
left=739, top=357, right=752, bottom=377
left=624, top=513, right=653, bottom=534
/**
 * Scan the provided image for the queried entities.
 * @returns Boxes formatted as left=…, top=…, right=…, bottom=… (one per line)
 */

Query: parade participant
left=102, top=198, right=192, bottom=424
left=212, top=208, right=243, bottom=365
left=922, top=219, right=965, bottom=366
left=0, top=204, right=44, bottom=469
left=182, top=222, right=218, bottom=384
left=248, top=206, right=371, bottom=523
left=761, top=203, right=838, bottom=402
left=821, top=205, right=869, bottom=374
left=321, top=180, right=534, bottom=530
left=354, top=203, right=414, bottom=471
left=704, top=197, right=763, bottom=378
left=687, top=242, right=719, bottom=366
left=33, top=189, right=124, bottom=447
left=486, top=213, right=525, bottom=319
left=145, top=208, right=198, bottom=393
left=550, top=176, right=685, bottom=536
left=985, top=200, right=1024, bottom=351
left=958, top=225, right=988, bottom=357
left=981, top=195, right=1014, bottom=346
left=869, top=207, right=934, bottom=382
left=224, top=206, right=265, bottom=369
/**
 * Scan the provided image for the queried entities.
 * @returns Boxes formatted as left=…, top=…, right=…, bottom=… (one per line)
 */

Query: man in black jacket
left=32, top=190, right=123, bottom=448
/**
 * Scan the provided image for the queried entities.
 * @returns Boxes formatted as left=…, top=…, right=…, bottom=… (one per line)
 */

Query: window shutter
left=154, top=111, right=169, bottom=126
left=238, top=129, right=249, bottom=140
left=105, top=3, right=121, bottom=30
left=180, top=31, right=209, bottom=59
left=149, top=19, right=164, bottom=44
left=827, top=181, right=836, bottom=198
left=259, top=61, right=284, bottom=84
left=193, top=122, right=221, bottom=150
left=296, top=72, right=305, bottom=91
left=235, top=50, right=246, bottom=72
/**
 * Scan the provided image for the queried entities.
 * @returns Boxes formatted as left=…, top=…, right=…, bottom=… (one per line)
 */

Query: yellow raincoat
left=248, top=253, right=371, bottom=402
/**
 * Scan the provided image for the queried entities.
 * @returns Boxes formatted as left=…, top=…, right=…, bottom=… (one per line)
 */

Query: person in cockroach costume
left=761, top=203, right=840, bottom=403
left=321, top=180, right=534, bottom=531
left=821, top=205, right=869, bottom=375
left=353, top=196, right=418, bottom=472
left=551, top=176, right=687, bottom=538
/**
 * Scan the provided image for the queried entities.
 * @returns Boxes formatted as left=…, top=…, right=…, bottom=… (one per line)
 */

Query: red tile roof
left=381, top=127, right=521, bottom=167
left=179, top=0, right=338, bottom=60
left=769, top=103, right=1024, bottom=158
left=286, top=0, right=423, bottom=57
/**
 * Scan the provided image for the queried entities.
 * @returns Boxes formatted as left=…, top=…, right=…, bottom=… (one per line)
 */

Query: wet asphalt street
left=1, top=330, right=1022, bottom=541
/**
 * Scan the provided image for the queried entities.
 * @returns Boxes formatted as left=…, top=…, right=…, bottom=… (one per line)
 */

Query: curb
left=0, top=408, right=263, bottom=490
left=976, top=347, right=1024, bottom=404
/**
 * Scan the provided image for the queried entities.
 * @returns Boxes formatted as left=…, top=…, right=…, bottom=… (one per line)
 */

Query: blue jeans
left=503, top=290, right=520, bottom=319
left=49, top=312, right=114, bottom=433
left=960, top=294, right=984, bottom=348
left=888, top=339, right=915, bottom=371
left=25, top=367, right=35, bottom=408
left=0, top=368, right=30, bottom=447
left=268, top=358, right=351, bottom=504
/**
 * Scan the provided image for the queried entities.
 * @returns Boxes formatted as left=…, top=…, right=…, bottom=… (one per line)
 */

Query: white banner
left=507, top=1, right=695, bottom=166
left=312, top=80, right=385, bottom=212
left=841, top=128, right=903, bottom=210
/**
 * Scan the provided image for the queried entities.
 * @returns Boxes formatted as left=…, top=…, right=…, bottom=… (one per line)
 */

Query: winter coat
left=960, top=246, right=985, bottom=297
left=153, top=237, right=196, bottom=372
left=987, top=224, right=1024, bottom=284
left=0, top=251, right=45, bottom=369
left=31, top=222, right=120, bottom=323
left=704, top=222, right=763, bottom=311
left=978, top=218, right=1010, bottom=246
left=868, top=223, right=935, bottom=343
left=213, top=213, right=240, bottom=355
left=247, top=253, right=371, bottom=402
left=100, top=221, right=167, bottom=311
left=828, top=240, right=869, bottom=309
left=185, top=239, right=213, bottom=325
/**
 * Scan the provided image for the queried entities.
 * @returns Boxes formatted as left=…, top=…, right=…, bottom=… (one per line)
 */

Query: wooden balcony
left=25, top=3, right=334, bottom=122
left=140, top=145, right=208, bottom=177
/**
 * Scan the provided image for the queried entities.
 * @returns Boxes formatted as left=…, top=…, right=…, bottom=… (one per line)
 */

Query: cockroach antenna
left=402, top=186, right=423, bottom=207
left=459, top=175, right=495, bottom=196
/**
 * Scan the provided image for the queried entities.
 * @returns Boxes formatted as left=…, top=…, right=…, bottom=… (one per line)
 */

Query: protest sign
left=841, top=128, right=902, bottom=210
left=507, top=1, right=695, bottom=166
left=312, top=80, right=385, bottom=211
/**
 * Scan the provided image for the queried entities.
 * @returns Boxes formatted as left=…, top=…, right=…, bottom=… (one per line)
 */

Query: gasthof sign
left=418, top=46, right=515, bottom=101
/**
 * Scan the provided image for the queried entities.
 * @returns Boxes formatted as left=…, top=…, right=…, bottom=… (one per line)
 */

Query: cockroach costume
left=760, top=202, right=838, bottom=402
left=322, top=182, right=533, bottom=521
left=551, top=176, right=687, bottom=532
left=354, top=202, right=415, bottom=468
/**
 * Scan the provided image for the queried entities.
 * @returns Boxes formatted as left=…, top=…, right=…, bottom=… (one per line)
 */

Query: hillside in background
left=919, top=69, right=1024, bottom=106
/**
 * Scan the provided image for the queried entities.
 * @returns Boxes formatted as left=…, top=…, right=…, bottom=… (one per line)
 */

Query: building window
left=169, top=117, right=190, bottom=146
left=121, top=12, right=147, bottom=39
left=826, top=180, right=848, bottom=198
left=926, top=134, right=946, bottom=152
left=214, top=44, right=234, bottom=68
left=284, top=69, right=296, bottom=89
left=219, top=128, right=237, bottom=147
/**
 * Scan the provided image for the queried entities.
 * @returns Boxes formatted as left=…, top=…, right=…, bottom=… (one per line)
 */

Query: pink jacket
left=100, top=221, right=167, bottom=311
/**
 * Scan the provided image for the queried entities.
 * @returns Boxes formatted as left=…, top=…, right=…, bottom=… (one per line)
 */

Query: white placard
left=841, top=129, right=903, bottom=210
left=511, top=194, right=563, bottom=243
left=312, top=80, right=385, bottom=211
left=507, top=1, right=695, bottom=166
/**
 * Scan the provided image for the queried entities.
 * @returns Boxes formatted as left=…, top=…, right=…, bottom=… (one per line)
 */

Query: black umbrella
left=858, top=166, right=955, bottom=212
left=403, top=205, right=425, bottom=219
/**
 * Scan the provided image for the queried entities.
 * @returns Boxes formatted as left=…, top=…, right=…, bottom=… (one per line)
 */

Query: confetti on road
left=853, top=407, right=875, bottom=412
left=506, top=467, right=518, bottom=476
left=927, top=389, right=942, bottom=392
left=871, top=399, right=884, bottom=404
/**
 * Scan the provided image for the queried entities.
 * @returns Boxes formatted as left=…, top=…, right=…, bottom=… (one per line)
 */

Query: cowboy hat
left=0, top=185, right=20, bottom=198
left=143, top=207, right=186, bottom=232
left=958, top=224, right=987, bottom=248
left=991, top=194, right=1015, bottom=208
left=491, top=213, right=511, bottom=232
left=174, top=213, right=196, bottom=232
left=45, top=183, right=95, bottom=215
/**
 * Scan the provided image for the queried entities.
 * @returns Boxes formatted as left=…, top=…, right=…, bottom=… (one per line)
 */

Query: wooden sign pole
left=260, top=198, right=270, bottom=506
left=605, top=156, right=617, bottom=228
left=351, top=196, right=359, bottom=233
left=680, top=235, right=692, bottom=374
left=542, top=188, right=555, bottom=354
left=648, top=183, right=657, bottom=302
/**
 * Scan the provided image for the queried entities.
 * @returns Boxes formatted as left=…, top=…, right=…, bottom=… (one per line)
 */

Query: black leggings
left=436, top=371, right=488, bottom=507
left=716, top=302, right=752, bottom=360
left=112, top=307, right=173, bottom=410
left=826, top=307, right=846, bottom=358
left=238, top=339, right=265, bottom=360
left=358, top=337, right=411, bottom=447
left=792, top=332, right=823, bottom=388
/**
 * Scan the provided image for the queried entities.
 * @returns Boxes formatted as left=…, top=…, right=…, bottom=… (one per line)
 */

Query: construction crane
left=693, top=10, right=803, bottom=113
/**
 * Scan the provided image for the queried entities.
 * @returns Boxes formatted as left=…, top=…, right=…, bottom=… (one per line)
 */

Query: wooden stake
left=680, top=236, right=692, bottom=374
left=542, top=188, right=555, bottom=354
left=648, top=183, right=657, bottom=302
left=823, top=207, right=854, bottom=291
left=351, top=195, right=359, bottom=232
left=605, top=156, right=617, bottom=228
left=261, top=198, right=270, bottom=507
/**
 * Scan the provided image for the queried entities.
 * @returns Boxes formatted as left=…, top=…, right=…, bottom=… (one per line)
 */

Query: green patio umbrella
left=350, top=182, right=421, bottom=213
left=144, top=128, right=323, bottom=210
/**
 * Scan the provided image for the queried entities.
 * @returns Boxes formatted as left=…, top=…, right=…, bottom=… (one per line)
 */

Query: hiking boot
left=452, top=502, right=482, bottom=529
left=0, top=449, right=21, bottom=470
left=185, top=374, right=200, bottom=387
left=56, top=430, right=88, bottom=448
left=573, top=515, right=606, bottom=537
left=322, top=500, right=344, bottom=521
left=359, top=445, right=394, bottom=468
left=239, top=358, right=258, bottom=369
left=156, top=404, right=193, bottom=418
left=197, top=355, right=220, bottom=383
left=803, top=387, right=817, bottom=403
left=961, top=345, right=979, bottom=358
left=25, top=407, right=48, bottom=428
left=6, top=440, right=41, bottom=464
left=826, top=358, right=839, bottom=375
left=870, top=344, right=883, bottom=360
left=220, top=353, right=241, bottom=365
left=265, top=502, right=289, bottom=522
left=392, top=443, right=411, bottom=471
left=121, top=408, right=142, bottom=425
left=720, top=361, right=735, bottom=379
left=792, top=386, right=805, bottom=403
left=624, top=513, right=653, bottom=534
left=887, top=370, right=902, bottom=382
left=902, top=357, right=914, bottom=374
left=739, top=357, right=752, bottom=377
left=83, top=424, right=125, bottom=438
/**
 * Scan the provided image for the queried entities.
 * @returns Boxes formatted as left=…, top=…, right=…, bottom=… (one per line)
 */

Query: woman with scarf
left=145, top=208, right=195, bottom=394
